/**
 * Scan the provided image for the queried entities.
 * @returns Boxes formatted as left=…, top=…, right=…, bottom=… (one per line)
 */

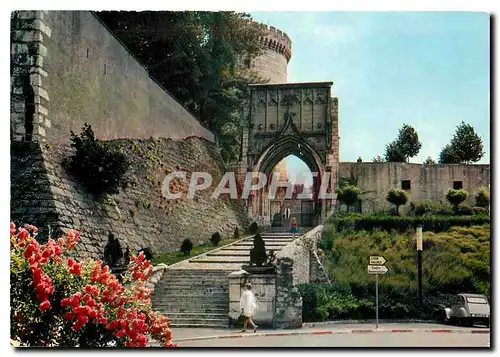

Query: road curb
left=168, top=327, right=490, bottom=343
left=302, top=319, right=439, bottom=327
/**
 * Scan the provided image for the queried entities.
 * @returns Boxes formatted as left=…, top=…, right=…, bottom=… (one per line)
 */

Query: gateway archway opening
left=248, top=135, right=326, bottom=231
left=267, top=155, right=318, bottom=231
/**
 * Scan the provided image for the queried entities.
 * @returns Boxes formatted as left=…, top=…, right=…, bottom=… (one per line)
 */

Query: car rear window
left=467, top=297, right=488, bottom=304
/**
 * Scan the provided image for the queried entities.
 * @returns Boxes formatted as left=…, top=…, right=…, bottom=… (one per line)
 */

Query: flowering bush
left=10, top=222, right=177, bottom=347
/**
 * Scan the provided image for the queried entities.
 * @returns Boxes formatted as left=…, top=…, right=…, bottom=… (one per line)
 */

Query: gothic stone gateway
left=237, top=82, right=340, bottom=226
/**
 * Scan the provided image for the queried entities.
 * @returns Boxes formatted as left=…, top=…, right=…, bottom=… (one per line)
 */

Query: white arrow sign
left=368, top=265, right=388, bottom=275
left=369, top=256, right=387, bottom=265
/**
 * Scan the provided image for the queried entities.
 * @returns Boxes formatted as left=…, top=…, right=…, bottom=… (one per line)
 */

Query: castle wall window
left=453, top=181, right=463, bottom=190
left=401, top=180, right=411, bottom=191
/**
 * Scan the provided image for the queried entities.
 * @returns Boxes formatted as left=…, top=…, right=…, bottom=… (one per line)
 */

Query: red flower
left=69, top=262, right=82, bottom=275
left=39, top=300, right=51, bottom=311
left=10, top=222, right=15, bottom=235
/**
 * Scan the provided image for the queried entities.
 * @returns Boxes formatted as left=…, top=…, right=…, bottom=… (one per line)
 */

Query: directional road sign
left=367, top=265, right=388, bottom=275
left=369, top=256, right=387, bottom=265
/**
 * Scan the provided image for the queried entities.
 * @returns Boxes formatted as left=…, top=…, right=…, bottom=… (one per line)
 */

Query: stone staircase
left=152, top=269, right=231, bottom=328
left=152, top=232, right=296, bottom=328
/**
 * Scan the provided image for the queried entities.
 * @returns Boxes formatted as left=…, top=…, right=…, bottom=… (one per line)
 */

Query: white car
left=444, top=293, right=490, bottom=327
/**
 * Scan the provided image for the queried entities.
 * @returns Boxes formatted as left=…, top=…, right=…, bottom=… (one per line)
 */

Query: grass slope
left=299, top=224, right=490, bottom=322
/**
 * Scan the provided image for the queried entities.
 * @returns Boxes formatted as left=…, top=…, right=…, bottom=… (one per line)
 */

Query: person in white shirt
left=239, top=283, right=258, bottom=333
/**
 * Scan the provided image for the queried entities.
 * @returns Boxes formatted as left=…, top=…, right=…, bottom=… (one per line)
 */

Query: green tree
left=475, top=188, right=490, bottom=208
left=439, top=122, right=484, bottom=164
left=384, top=140, right=406, bottom=162
left=385, top=124, right=422, bottom=162
left=372, top=155, right=384, bottom=163
left=386, top=188, right=409, bottom=215
left=396, top=124, right=422, bottom=160
left=423, top=156, right=436, bottom=165
left=335, top=185, right=362, bottom=212
left=446, top=189, right=469, bottom=209
left=438, top=144, right=460, bottom=164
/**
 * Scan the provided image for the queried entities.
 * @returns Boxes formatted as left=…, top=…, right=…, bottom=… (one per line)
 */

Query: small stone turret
left=259, top=24, right=292, bottom=63
left=241, top=23, right=292, bottom=84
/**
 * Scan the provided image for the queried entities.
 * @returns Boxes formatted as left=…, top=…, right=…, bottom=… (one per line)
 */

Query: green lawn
left=152, top=235, right=250, bottom=266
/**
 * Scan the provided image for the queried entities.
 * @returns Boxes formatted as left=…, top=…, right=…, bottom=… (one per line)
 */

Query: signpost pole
left=375, top=273, right=379, bottom=329
left=368, top=256, right=387, bottom=330
left=416, top=225, right=423, bottom=307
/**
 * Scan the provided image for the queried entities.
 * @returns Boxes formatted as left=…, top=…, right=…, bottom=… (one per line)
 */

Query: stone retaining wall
left=11, top=10, right=214, bottom=144
left=275, top=225, right=325, bottom=285
left=10, top=137, right=249, bottom=260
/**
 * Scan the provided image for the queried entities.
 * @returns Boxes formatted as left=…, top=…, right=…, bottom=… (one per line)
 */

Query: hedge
left=297, top=282, right=456, bottom=322
left=327, top=215, right=490, bottom=233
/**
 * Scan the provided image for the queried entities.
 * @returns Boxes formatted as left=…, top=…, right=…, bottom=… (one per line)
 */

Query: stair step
left=232, top=243, right=289, bottom=247
left=155, top=293, right=227, bottom=298
left=167, top=312, right=228, bottom=317
left=170, top=318, right=228, bottom=325
left=189, top=256, right=249, bottom=263
left=171, top=323, right=229, bottom=326
left=207, top=251, right=250, bottom=256
left=159, top=279, right=229, bottom=284
left=155, top=289, right=228, bottom=295
left=164, top=270, right=232, bottom=275
left=155, top=303, right=228, bottom=310
left=157, top=276, right=229, bottom=281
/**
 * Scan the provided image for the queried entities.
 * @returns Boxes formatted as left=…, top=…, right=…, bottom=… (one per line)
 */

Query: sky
left=250, top=11, right=490, bottom=184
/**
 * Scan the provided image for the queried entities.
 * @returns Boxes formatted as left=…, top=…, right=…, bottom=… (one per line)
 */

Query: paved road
left=176, top=332, right=490, bottom=348
left=169, top=323, right=487, bottom=341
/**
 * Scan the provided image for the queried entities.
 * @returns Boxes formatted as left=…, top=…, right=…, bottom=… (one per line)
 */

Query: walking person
left=239, top=283, right=258, bottom=333
left=291, top=216, right=299, bottom=238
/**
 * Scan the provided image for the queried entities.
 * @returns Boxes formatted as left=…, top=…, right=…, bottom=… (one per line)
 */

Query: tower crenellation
left=258, top=24, right=292, bottom=62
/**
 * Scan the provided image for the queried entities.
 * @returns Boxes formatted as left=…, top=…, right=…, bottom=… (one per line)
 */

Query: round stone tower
left=244, top=24, right=292, bottom=83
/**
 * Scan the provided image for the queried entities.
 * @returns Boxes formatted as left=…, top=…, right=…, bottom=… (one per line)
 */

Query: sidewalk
left=150, top=322, right=489, bottom=346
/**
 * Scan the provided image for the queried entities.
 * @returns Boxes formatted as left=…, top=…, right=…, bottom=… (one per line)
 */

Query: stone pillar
left=11, top=11, right=52, bottom=142
left=228, top=270, right=276, bottom=327
left=274, top=257, right=302, bottom=329
left=323, top=97, right=340, bottom=216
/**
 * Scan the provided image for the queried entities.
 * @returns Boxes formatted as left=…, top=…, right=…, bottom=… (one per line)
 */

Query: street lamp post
left=416, top=224, right=423, bottom=307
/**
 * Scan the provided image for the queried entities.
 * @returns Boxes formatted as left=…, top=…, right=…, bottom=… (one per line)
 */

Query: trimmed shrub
left=475, top=188, right=490, bottom=208
left=446, top=189, right=468, bottom=208
left=249, top=233, right=267, bottom=267
left=210, top=232, right=221, bottom=246
left=327, top=214, right=490, bottom=233
left=453, top=204, right=474, bottom=216
left=472, top=207, right=488, bottom=216
left=434, top=203, right=453, bottom=216
left=386, top=188, right=409, bottom=215
left=247, top=222, right=259, bottom=234
left=233, top=227, right=240, bottom=240
left=413, top=200, right=435, bottom=216
left=180, top=239, right=193, bottom=256
left=335, top=185, right=362, bottom=212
